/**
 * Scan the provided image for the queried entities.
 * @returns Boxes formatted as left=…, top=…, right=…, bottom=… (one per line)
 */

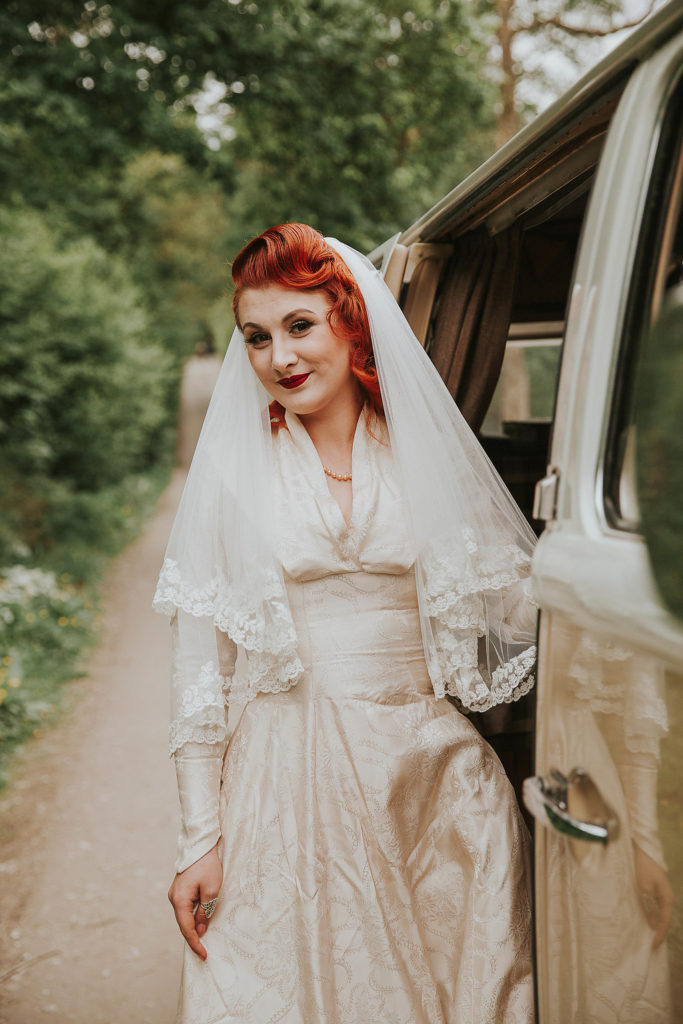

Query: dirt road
left=0, top=356, right=221, bottom=1024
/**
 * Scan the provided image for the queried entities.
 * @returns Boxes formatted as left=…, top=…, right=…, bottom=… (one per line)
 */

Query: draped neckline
left=283, top=403, right=374, bottom=540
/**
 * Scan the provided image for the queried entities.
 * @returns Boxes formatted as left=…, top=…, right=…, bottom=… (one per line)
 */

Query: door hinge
left=533, top=466, right=560, bottom=522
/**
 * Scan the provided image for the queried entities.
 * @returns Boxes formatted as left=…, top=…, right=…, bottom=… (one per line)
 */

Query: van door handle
left=523, top=768, right=620, bottom=844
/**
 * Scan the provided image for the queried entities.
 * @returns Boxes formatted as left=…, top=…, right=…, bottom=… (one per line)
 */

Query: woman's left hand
left=168, top=843, right=223, bottom=960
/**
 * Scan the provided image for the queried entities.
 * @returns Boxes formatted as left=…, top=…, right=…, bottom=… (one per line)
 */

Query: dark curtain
left=429, top=225, right=521, bottom=432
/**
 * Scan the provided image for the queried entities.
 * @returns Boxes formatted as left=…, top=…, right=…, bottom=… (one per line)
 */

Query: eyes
left=244, top=319, right=313, bottom=348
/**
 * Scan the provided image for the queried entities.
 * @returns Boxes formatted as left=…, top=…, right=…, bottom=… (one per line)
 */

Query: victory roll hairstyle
left=231, top=223, right=383, bottom=419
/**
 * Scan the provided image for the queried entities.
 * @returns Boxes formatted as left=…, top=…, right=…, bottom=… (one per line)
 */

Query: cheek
left=332, top=343, right=354, bottom=380
left=246, top=347, right=269, bottom=382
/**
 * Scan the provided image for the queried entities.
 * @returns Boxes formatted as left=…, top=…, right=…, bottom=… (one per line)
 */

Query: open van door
left=526, top=28, right=683, bottom=1022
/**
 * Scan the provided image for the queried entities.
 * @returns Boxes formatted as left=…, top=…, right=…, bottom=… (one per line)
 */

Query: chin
left=277, top=393, right=325, bottom=416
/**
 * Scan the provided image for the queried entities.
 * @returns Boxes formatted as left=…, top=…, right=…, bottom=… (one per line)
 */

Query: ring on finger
left=200, top=897, right=219, bottom=919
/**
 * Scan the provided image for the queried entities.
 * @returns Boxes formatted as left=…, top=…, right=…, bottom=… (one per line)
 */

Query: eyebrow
left=242, top=308, right=318, bottom=331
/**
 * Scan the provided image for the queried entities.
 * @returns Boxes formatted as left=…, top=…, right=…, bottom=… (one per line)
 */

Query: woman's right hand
left=168, top=844, right=223, bottom=960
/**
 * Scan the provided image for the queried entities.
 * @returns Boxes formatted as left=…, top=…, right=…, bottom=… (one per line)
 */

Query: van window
left=603, top=75, right=683, bottom=531
left=477, top=190, right=593, bottom=529
left=479, top=327, right=562, bottom=524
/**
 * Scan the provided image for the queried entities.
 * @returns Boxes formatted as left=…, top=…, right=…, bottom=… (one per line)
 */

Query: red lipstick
left=279, top=373, right=311, bottom=390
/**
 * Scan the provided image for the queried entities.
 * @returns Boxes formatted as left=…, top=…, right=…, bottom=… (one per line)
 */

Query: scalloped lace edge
left=153, top=557, right=298, bottom=655
left=430, top=645, right=537, bottom=712
left=169, top=719, right=228, bottom=757
left=169, top=655, right=304, bottom=755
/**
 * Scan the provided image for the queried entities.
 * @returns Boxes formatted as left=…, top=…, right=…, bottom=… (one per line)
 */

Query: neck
left=298, top=389, right=364, bottom=460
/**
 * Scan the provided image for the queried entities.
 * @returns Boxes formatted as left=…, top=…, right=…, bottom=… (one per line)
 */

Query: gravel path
left=0, top=356, right=221, bottom=1024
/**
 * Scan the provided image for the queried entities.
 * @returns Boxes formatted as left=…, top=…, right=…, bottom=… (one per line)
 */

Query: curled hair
left=231, top=224, right=383, bottom=420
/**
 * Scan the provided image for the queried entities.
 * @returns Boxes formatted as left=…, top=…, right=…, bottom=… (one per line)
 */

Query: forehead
left=237, top=284, right=331, bottom=325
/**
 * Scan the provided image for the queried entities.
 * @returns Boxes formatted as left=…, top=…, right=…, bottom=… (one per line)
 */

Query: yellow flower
left=0, top=689, right=7, bottom=705
left=8, top=677, right=20, bottom=689
left=25, top=611, right=36, bottom=623
left=39, top=608, right=49, bottom=619
left=58, top=616, right=69, bottom=627
left=2, top=655, right=10, bottom=666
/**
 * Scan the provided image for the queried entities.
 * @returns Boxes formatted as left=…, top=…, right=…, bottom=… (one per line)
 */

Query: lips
left=278, top=373, right=311, bottom=390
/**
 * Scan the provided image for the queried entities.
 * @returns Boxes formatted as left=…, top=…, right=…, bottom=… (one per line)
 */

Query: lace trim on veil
left=156, top=556, right=304, bottom=753
left=421, top=535, right=537, bottom=711
left=157, top=536, right=536, bottom=731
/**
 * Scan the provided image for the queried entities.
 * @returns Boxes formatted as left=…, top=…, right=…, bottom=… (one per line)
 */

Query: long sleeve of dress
left=170, top=611, right=238, bottom=873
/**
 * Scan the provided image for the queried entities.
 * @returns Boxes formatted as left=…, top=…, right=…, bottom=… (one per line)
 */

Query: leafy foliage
left=1, top=0, right=497, bottom=251
left=116, top=150, right=232, bottom=355
left=221, top=0, right=497, bottom=250
left=0, top=564, right=95, bottom=783
left=0, top=205, right=178, bottom=558
left=635, top=301, right=683, bottom=622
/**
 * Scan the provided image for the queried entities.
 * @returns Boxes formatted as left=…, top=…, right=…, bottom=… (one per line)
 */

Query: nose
left=270, top=331, right=298, bottom=375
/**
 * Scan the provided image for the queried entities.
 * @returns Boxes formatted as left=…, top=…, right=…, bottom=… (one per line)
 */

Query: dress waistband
left=284, top=570, right=434, bottom=702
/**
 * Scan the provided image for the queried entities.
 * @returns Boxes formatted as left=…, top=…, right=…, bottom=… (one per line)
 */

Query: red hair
left=231, top=224, right=383, bottom=423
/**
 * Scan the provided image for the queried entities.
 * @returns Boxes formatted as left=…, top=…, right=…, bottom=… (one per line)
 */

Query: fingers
left=169, top=885, right=207, bottom=961
left=195, top=886, right=220, bottom=939
left=195, top=904, right=209, bottom=939
left=167, top=848, right=223, bottom=959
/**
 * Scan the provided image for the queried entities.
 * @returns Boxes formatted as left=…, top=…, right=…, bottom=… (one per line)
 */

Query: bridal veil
left=153, top=234, right=538, bottom=756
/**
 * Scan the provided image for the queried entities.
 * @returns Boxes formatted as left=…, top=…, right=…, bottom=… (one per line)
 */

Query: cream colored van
left=371, top=3, right=683, bottom=1019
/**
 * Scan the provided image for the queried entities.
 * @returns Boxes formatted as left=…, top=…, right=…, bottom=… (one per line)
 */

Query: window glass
left=604, top=76, right=683, bottom=531
left=480, top=336, right=563, bottom=437
left=480, top=331, right=562, bottom=530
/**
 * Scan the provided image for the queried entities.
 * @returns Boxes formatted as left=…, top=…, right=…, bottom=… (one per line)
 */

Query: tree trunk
left=496, top=0, right=519, bottom=147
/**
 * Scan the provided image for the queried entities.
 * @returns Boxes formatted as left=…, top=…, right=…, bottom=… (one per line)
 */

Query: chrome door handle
left=523, top=768, right=620, bottom=844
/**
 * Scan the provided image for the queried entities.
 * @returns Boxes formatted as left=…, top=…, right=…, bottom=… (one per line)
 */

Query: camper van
left=371, top=2, right=683, bottom=1019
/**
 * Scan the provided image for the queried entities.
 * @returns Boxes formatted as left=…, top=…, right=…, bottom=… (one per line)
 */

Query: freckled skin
left=238, top=285, right=362, bottom=428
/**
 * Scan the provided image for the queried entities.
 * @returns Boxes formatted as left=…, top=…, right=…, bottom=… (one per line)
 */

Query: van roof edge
left=393, top=0, right=683, bottom=248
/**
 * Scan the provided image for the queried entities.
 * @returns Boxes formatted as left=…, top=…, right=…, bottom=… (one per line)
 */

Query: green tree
left=117, top=150, right=232, bottom=354
left=221, top=0, right=497, bottom=251
left=480, top=0, right=659, bottom=146
left=0, top=206, right=177, bottom=556
left=1, top=1, right=497, bottom=252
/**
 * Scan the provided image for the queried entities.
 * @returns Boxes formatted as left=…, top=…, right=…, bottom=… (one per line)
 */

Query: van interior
left=387, top=82, right=632, bottom=808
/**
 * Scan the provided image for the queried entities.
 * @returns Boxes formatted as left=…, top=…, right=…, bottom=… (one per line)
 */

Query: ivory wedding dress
left=174, top=406, right=534, bottom=1024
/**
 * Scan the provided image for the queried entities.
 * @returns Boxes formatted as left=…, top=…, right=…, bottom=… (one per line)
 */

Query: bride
left=154, top=223, right=537, bottom=1023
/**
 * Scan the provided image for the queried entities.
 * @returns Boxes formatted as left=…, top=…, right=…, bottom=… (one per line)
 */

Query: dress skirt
left=177, top=569, right=534, bottom=1024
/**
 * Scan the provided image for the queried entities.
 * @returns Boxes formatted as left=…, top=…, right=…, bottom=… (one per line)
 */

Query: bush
left=0, top=454, right=172, bottom=785
left=0, top=205, right=180, bottom=562
left=0, top=564, right=95, bottom=783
